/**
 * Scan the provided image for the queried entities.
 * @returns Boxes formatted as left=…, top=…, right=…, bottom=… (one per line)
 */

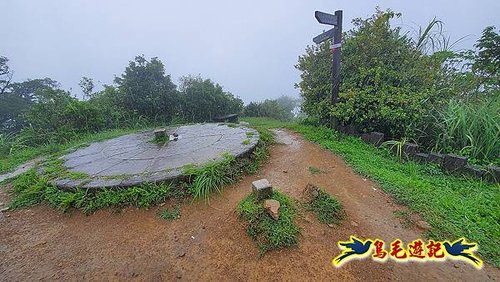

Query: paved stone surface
left=51, top=123, right=259, bottom=189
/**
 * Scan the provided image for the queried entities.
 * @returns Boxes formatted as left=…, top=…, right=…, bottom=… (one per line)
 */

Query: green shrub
left=238, top=191, right=300, bottom=253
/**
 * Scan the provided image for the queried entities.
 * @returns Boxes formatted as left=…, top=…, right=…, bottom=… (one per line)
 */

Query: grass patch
left=241, top=117, right=293, bottom=129
left=303, top=188, right=343, bottom=224
left=238, top=191, right=300, bottom=254
left=242, top=139, right=250, bottom=145
left=308, top=166, right=323, bottom=174
left=150, top=135, right=169, bottom=145
left=159, top=206, right=180, bottom=221
left=288, top=123, right=500, bottom=266
left=183, top=154, right=237, bottom=200
left=7, top=168, right=185, bottom=214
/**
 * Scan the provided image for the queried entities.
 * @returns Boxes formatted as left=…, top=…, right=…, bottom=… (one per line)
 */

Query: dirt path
left=0, top=129, right=498, bottom=281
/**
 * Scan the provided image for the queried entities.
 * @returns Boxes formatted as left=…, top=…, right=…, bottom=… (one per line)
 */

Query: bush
left=22, top=89, right=105, bottom=145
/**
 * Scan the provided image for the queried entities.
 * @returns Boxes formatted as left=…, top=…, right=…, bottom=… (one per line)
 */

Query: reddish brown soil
left=0, top=129, right=498, bottom=281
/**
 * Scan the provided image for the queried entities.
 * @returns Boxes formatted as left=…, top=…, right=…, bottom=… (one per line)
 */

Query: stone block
left=428, top=152, right=444, bottom=165
left=252, top=179, right=273, bottom=200
left=346, top=124, right=360, bottom=136
left=370, top=132, right=385, bottom=146
left=403, top=143, right=418, bottom=157
left=487, top=165, right=500, bottom=183
left=413, top=153, right=429, bottom=163
left=361, top=133, right=371, bottom=143
left=461, top=165, right=487, bottom=179
left=336, top=124, right=347, bottom=134
left=443, top=154, right=467, bottom=173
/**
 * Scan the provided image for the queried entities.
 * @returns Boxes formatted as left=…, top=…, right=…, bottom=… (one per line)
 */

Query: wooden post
left=331, top=10, right=342, bottom=104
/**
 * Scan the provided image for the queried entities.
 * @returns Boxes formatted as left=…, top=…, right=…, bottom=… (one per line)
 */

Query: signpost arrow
left=313, top=28, right=335, bottom=44
left=315, top=11, right=338, bottom=26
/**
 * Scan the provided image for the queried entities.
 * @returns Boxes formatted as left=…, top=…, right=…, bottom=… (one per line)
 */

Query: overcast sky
left=2, top=0, right=499, bottom=103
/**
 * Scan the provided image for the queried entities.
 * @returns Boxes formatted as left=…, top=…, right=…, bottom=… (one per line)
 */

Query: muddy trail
left=0, top=129, right=498, bottom=281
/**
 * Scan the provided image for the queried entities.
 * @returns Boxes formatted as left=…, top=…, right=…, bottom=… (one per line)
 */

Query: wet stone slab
left=49, top=123, right=259, bottom=189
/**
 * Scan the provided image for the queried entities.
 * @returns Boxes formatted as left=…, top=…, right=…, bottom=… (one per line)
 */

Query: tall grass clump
left=427, top=95, right=499, bottom=165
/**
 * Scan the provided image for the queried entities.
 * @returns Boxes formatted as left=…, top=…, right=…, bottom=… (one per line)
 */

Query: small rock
left=176, top=273, right=182, bottom=279
left=454, top=264, right=459, bottom=268
left=327, top=224, right=335, bottom=228
left=0, top=207, right=9, bottom=212
left=263, top=199, right=280, bottom=220
left=176, top=251, right=186, bottom=258
left=191, top=236, right=195, bottom=240
left=58, top=262, right=63, bottom=267
left=0, top=202, right=4, bottom=206
left=350, top=221, right=359, bottom=227
left=416, top=220, right=432, bottom=230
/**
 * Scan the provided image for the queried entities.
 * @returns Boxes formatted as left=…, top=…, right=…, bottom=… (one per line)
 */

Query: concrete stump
left=154, top=128, right=167, bottom=138
left=252, top=179, right=273, bottom=200
left=443, top=154, right=467, bottom=173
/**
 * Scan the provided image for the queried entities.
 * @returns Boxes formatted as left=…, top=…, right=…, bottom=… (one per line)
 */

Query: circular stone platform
left=51, top=123, right=259, bottom=189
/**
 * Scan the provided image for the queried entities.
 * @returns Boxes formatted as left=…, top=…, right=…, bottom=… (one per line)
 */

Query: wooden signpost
left=313, top=10, right=343, bottom=104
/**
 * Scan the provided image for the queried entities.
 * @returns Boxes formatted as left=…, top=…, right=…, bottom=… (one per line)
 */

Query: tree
left=0, top=56, right=13, bottom=95
left=79, top=76, right=95, bottom=99
left=473, top=26, right=500, bottom=89
left=9, top=78, right=59, bottom=101
left=179, top=75, right=243, bottom=122
left=114, top=55, right=179, bottom=122
left=243, top=98, right=295, bottom=121
left=0, top=76, right=59, bottom=133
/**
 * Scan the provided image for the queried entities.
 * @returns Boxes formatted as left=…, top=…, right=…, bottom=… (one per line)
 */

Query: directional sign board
left=315, top=11, right=338, bottom=26
left=313, top=28, right=334, bottom=44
